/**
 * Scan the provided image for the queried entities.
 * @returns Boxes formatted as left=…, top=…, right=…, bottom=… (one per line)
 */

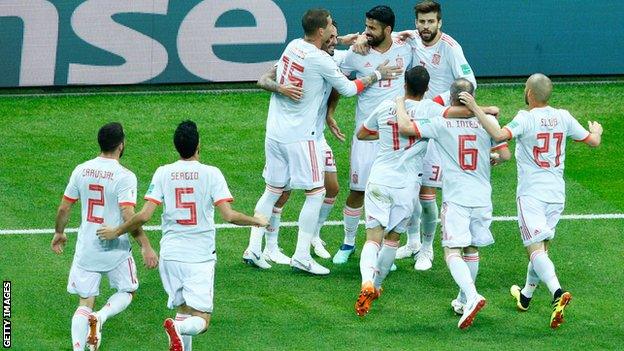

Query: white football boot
left=311, top=238, right=331, bottom=259
left=243, top=249, right=272, bottom=269
left=414, top=248, right=433, bottom=271
left=262, top=247, right=291, bottom=265
left=86, top=313, right=102, bottom=351
left=458, top=294, right=486, bottom=329
left=291, top=256, right=330, bottom=275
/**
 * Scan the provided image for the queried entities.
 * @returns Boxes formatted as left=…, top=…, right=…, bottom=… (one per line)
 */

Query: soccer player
left=243, top=8, right=402, bottom=275
left=461, top=73, right=603, bottom=329
left=354, top=1, right=478, bottom=270
left=51, top=122, right=158, bottom=351
left=397, top=78, right=511, bottom=329
left=354, top=66, right=449, bottom=316
left=97, top=121, right=268, bottom=351
left=254, top=22, right=354, bottom=263
left=332, top=5, right=414, bottom=265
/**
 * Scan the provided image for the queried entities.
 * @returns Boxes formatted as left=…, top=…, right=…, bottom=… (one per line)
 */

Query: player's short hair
left=527, top=73, right=553, bottom=103
left=366, top=5, right=395, bottom=31
left=405, top=66, right=430, bottom=97
left=302, top=8, right=331, bottom=36
left=450, top=78, right=475, bottom=104
left=332, top=20, right=338, bottom=30
left=414, top=1, right=442, bottom=20
left=98, top=122, right=124, bottom=153
left=174, top=120, right=199, bottom=159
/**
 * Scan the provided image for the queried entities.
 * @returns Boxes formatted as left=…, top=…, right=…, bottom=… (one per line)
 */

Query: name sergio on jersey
left=170, top=171, right=199, bottom=181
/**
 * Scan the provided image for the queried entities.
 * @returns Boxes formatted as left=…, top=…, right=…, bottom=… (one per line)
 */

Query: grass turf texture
left=0, top=82, right=623, bottom=350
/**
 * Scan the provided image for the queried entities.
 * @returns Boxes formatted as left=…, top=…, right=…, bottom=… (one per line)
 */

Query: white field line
left=1, top=213, right=622, bottom=235
left=0, top=80, right=622, bottom=98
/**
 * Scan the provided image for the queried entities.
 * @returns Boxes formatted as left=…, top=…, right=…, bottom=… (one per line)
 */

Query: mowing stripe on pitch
left=1, top=80, right=622, bottom=98
left=1, top=213, right=622, bottom=235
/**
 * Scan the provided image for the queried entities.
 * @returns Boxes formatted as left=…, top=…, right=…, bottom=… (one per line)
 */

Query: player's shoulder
left=439, top=33, right=461, bottom=49
left=116, top=164, right=137, bottom=181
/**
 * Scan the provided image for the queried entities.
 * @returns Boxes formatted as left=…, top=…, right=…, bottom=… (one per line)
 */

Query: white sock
left=176, top=313, right=193, bottom=350
left=97, top=292, right=132, bottom=325
left=294, top=189, right=325, bottom=259
left=521, top=261, right=540, bottom=298
left=343, top=206, right=362, bottom=246
left=248, top=186, right=282, bottom=253
left=374, top=240, right=399, bottom=289
left=175, top=316, right=207, bottom=336
left=360, top=240, right=380, bottom=284
left=446, top=253, right=477, bottom=302
left=459, top=252, right=480, bottom=302
left=530, top=250, right=561, bottom=297
left=406, top=202, right=422, bottom=247
left=420, top=196, right=438, bottom=251
left=265, top=207, right=282, bottom=251
left=71, top=306, right=91, bottom=351
left=314, top=197, right=336, bottom=240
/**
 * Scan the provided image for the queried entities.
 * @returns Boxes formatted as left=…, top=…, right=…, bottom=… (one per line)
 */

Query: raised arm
left=257, top=65, right=303, bottom=102
left=121, top=205, right=158, bottom=268
left=320, top=57, right=401, bottom=97
left=51, top=198, right=74, bottom=254
left=459, top=92, right=510, bottom=142
left=395, top=96, right=419, bottom=137
left=216, top=201, right=269, bottom=227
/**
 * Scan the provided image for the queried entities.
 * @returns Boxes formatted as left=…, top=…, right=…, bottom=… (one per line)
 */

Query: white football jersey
left=144, top=160, right=233, bottom=263
left=406, top=32, right=476, bottom=99
left=266, top=39, right=361, bottom=144
left=504, top=106, right=590, bottom=203
left=340, top=40, right=412, bottom=132
left=363, top=98, right=445, bottom=188
left=316, top=49, right=349, bottom=138
left=416, top=116, right=507, bottom=207
left=63, top=157, right=136, bottom=271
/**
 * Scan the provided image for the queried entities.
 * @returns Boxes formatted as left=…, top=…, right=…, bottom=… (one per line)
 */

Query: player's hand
left=395, top=30, right=416, bottom=41
left=377, top=60, right=402, bottom=80
left=51, top=232, right=67, bottom=254
left=278, top=84, right=303, bottom=102
left=96, top=225, right=118, bottom=240
left=253, top=213, right=269, bottom=228
left=327, top=117, right=345, bottom=142
left=458, top=92, right=478, bottom=111
left=490, top=152, right=502, bottom=166
left=351, top=34, right=370, bottom=55
left=141, top=246, right=159, bottom=269
left=483, top=106, right=500, bottom=118
left=588, top=121, right=603, bottom=135
left=338, top=32, right=360, bottom=46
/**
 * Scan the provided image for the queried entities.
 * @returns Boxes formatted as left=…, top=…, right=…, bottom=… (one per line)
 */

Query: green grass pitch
left=0, top=82, right=623, bottom=350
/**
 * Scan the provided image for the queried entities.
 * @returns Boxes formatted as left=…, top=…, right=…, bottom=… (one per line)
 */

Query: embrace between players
left=51, top=2, right=603, bottom=350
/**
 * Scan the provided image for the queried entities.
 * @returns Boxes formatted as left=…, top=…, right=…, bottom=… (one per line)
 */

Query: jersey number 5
left=459, top=135, right=478, bottom=171
left=175, top=188, right=197, bottom=225
left=533, top=132, right=563, bottom=168
left=279, top=56, right=305, bottom=87
left=87, top=184, right=104, bottom=224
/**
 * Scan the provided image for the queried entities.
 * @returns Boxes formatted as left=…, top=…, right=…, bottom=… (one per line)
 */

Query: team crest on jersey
left=395, top=57, right=404, bottom=68
left=432, top=53, right=441, bottom=65
left=364, top=62, right=372, bottom=68
left=419, top=60, right=426, bottom=67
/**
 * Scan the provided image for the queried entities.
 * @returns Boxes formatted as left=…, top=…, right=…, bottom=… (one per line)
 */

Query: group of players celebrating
left=51, top=1, right=604, bottom=350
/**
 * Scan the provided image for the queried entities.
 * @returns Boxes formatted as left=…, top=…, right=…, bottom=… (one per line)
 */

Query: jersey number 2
left=87, top=184, right=104, bottom=224
left=175, top=188, right=197, bottom=225
left=533, top=133, right=563, bottom=168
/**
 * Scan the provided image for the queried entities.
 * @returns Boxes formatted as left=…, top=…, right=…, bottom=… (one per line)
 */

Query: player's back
left=505, top=106, right=590, bottom=203
left=65, top=157, right=135, bottom=271
left=267, top=39, right=352, bottom=144
left=430, top=116, right=500, bottom=207
left=145, top=160, right=233, bottom=263
left=341, top=40, right=412, bottom=128
left=367, top=99, right=441, bottom=188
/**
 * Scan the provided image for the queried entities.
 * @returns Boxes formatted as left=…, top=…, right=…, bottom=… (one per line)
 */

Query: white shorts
left=440, top=202, right=494, bottom=248
left=516, top=196, right=564, bottom=247
left=422, top=141, right=443, bottom=188
left=67, top=256, right=138, bottom=298
left=320, top=137, right=337, bottom=173
left=263, top=138, right=324, bottom=190
left=159, top=259, right=215, bottom=313
left=365, top=182, right=420, bottom=234
left=350, top=137, right=379, bottom=191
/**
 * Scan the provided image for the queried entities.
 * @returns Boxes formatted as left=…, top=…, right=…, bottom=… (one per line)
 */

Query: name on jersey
left=82, top=168, right=114, bottom=180
left=541, top=118, right=559, bottom=128
left=171, top=171, right=199, bottom=180
left=445, top=120, right=481, bottom=129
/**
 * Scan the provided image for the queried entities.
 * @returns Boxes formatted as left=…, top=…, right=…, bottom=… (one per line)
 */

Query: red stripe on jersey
left=432, top=95, right=445, bottom=106
left=63, top=195, right=78, bottom=203
left=360, top=124, right=378, bottom=135
left=308, top=141, right=319, bottom=182
left=214, top=198, right=234, bottom=206
left=411, top=121, right=422, bottom=139
left=441, top=34, right=457, bottom=47
left=354, top=79, right=365, bottom=94
left=144, top=196, right=162, bottom=205
left=266, top=184, right=283, bottom=195
left=491, top=143, right=508, bottom=151
left=502, top=127, right=513, bottom=140
left=118, top=202, right=136, bottom=207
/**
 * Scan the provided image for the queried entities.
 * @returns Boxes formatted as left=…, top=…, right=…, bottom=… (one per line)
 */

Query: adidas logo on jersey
left=364, top=62, right=372, bottom=68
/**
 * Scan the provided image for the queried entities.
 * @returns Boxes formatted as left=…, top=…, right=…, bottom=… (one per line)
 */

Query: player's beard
left=367, top=32, right=385, bottom=48
left=419, top=28, right=438, bottom=45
